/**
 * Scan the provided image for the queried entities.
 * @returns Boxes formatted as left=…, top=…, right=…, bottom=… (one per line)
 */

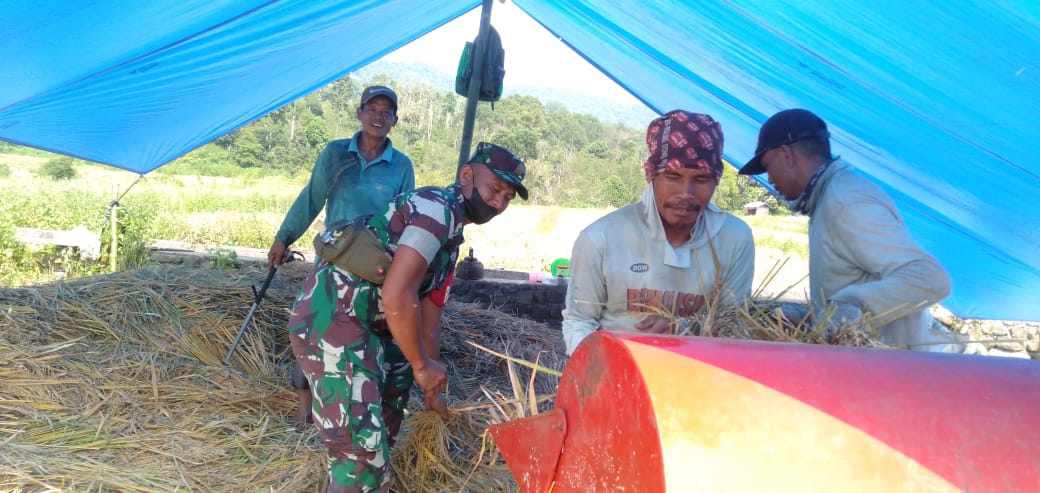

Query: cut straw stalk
left=465, top=341, right=562, bottom=378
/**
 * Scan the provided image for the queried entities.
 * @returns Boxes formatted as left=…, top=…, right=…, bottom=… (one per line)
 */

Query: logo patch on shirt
left=630, top=263, right=649, bottom=273
left=627, top=288, right=705, bottom=317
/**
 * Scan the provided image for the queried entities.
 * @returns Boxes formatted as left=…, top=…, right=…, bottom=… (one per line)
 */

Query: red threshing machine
left=489, top=331, right=1040, bottom=492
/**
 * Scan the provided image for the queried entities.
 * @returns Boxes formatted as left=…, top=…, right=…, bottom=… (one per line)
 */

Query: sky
left=383, top=1, right=642, bottom=106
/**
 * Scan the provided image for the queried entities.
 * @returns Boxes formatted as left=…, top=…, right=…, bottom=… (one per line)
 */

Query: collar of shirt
left=639, top=182, right=726, bottom=268
left=789, top=158, right=829, bottom=215
left=346, top=131, right=395, bottom=169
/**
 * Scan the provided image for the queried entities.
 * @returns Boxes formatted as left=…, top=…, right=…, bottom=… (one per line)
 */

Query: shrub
left=39, top=157, right=77, bottom=180
left=210, top=247, right=241, bottom=270
left=99, top=201, right=157, bottom=271
left=601, top=175, right=633, bottom=208
left=0, top=214, right=104, bottom=286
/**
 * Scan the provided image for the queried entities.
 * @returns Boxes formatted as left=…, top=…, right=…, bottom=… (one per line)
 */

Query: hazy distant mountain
left=356, top=59, right=657, bottom=130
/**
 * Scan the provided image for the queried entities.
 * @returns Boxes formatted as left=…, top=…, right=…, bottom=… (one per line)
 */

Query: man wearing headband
left=561, top=110, right=755, bottom=356
left=739, top=109, right=962, bottom=351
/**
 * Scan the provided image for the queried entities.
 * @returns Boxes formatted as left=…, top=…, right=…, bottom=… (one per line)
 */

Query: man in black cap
left=739, top=109, right=961, bottom=351
left=266, top=85, right=415, bottom=424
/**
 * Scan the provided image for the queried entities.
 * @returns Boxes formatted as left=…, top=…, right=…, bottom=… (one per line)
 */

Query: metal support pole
left=457, top=0, right=495, bottom=169
left=110, top=184, right=118, bottom=273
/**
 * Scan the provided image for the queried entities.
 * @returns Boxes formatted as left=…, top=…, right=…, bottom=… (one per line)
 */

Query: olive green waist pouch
left=313, top=218, right=391, bottom=284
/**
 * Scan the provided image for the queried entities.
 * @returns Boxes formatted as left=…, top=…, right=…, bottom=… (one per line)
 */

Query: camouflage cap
left=468, top=142, right=528, bottom=200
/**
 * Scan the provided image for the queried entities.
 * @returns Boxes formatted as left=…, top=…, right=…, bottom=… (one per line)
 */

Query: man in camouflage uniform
left=289, top=142, right=528, bottom=492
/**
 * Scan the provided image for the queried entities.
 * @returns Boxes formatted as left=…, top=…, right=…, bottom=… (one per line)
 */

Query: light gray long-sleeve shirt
left=561, top=183, right=756, bottom=355
left=804, top=159, right=951, bottom=348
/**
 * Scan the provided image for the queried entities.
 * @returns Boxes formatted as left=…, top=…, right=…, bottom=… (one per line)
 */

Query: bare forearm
left=420, top=297, right=443, bottom=361
left=384, top=293, right=430, bottom=370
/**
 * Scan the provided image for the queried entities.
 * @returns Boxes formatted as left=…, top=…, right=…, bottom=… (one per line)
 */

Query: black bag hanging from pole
left=454, top=25, right=505, bottom=107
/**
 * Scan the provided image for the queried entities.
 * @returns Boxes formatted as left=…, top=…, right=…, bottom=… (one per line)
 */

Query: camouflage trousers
left=288, top=263, right=412, bottom=492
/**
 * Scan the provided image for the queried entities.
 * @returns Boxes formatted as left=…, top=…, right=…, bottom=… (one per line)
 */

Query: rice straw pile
left=388, top=303, right=566, bottom=492
left=618, top=258, right=891, bottom=349
left=1, top=257, right=897, bottom=492
left=0, top=263, right=566, bottom=492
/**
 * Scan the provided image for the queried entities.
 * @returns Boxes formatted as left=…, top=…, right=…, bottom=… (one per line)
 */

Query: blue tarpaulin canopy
left=2, top=1, right=1038, bottom=321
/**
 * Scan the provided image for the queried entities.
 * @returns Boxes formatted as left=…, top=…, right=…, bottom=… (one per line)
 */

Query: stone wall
left=146, top=248, right=1038, bottom=360
left=933, top=307, right=1040, bottom=359
left=448, top=277, right=567, bottom=327
left=962, top=319, right=1040, bottom=358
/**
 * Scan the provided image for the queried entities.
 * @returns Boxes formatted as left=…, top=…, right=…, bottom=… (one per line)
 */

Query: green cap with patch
left=468, top=142, right=528, bottom=200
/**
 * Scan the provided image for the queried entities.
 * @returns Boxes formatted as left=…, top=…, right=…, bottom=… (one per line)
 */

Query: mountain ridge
left=356, top=59, right=657, bottom=130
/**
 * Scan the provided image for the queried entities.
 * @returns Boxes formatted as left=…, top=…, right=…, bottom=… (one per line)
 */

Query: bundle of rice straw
left=2, top=257, right=898, bottom=492
left=1, top=263, right=323, bottom=492
left=0, top=263, right=566, bottom=492
left=621, top=257, right=890, bottom=349
left=390, top=303, right=566, bottom=492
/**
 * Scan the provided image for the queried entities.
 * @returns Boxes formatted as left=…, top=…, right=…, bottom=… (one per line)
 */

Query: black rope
left=101, top=173, right=145, bottom=225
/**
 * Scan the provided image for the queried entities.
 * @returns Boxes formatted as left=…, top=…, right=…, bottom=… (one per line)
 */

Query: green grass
left=743, top=214, right=809, bottom=235
left=0, top=155, right=302, bottom=284
left=755, top=234, right=809, bottom=259
left=742, top=215, right=809, bottom=259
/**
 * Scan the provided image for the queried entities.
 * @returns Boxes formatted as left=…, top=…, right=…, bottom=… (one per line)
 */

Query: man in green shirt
left=266, top=85, right=415, bottom=424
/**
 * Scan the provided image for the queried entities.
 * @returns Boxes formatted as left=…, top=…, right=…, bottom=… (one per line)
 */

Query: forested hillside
left=3, top=70, right=783, bottom=212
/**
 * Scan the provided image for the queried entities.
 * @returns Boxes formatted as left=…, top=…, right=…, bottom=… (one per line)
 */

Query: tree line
left=10, top=72, right=787, bottom=213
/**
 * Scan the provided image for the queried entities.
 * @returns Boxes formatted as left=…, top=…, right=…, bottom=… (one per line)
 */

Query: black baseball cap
left=360, top=85, right=398, bottom=111
left=739, top=109, right=830, bottom=175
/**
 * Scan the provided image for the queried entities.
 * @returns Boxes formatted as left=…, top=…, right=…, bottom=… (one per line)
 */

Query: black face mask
left=464, top=187, right=499, bottom=225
